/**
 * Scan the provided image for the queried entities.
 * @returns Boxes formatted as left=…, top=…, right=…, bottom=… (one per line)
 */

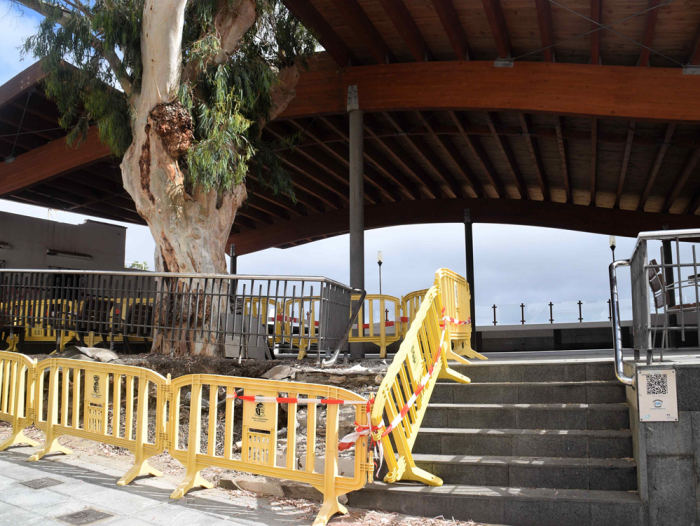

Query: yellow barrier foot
left=297, top=349, right=307, bottom=360
left=397, top=466, right=443, bottom=487
left=117, top=460, right=163, bottom=486
left=456, top=342, right=488, bottom=361
left=446, top=349, right=471, bottom=365
left=28, top=439, right=72, bottom=462
left=438, top=366, right=471, bottom=385
left=312, top=496, right=347, bottom=526
left=170, top=471, right=213, bottom=499
left=0, top=430, right=40, bottom=451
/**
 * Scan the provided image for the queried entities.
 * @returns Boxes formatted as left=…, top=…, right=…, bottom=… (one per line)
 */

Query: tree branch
left=183, top=0, right=257, bottom=80
left=11, top=0, right=133, bottom=96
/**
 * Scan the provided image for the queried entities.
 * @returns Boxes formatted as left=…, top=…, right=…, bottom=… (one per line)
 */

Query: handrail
left=609, top=260, right=635, bottom=386
left=322, top=289, right=366, bottom=367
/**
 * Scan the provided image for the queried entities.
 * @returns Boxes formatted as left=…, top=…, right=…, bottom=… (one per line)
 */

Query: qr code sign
left=647, top=373, right=669, bottom=395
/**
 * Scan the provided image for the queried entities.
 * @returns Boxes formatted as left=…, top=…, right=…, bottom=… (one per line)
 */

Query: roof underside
left=1, top=0, right=700, bottom=254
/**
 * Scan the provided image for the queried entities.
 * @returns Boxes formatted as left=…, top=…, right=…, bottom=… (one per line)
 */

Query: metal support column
left=229, top=244, right=237, bottom=275
left=348, top=85, right=365, bottom=360
left=464, top=209, right=477, bottom=351
left=663, top=239, right=677, bottom=349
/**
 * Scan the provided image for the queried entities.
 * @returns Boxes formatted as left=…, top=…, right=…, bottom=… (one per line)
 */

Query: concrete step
left=349, top=483, right=644, bottom=526
left=422, top=403, right=630, bottom=431
left=432, top=381, right=625, bottom=404
left=412, top=454, right=637, bottom=491
left=413, top=428, right=633, bottom=458
left=447, top=361, right=616, bottom=383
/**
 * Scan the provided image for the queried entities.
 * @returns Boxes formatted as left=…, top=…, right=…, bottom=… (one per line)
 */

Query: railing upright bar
left=609, top=260, right=635, bottom=386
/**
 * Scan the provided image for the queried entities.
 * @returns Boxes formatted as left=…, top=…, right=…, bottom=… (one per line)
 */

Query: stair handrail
left=609, top=259, right=636, bottom=386
left=370, top=284, right=470, bottom=486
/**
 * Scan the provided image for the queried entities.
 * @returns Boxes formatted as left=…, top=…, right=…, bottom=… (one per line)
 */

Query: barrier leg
left=446, top=348, right=471, bottom=365
left=0, top=429, right=39, bottom=451
left=28, top=437, right=72, bottom=461
left=170, top=466, right=213, bottom=499
left=439, top=365, right=470, bottom=385
left=313, top=402, right=348, bottom=526
left=455, top=341, right=487, bottom=360
left=117, top=458, right=162, bottom=486
left=385, top=452, right=443, bottom=487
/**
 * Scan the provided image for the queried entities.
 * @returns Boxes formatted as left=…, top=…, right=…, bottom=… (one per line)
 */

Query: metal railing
left=609, top=228, right=700, bottom=385
left=0, top=350, right=373, bottom=526
left=0, top=270, right=364, bottom=363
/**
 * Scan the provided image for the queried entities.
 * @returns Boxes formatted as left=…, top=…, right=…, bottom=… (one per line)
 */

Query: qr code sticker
left=647, top=373, right=668, bottom=396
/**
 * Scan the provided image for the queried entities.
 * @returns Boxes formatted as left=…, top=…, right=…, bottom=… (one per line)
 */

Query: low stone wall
left=624, top=360, right=700, bottom=526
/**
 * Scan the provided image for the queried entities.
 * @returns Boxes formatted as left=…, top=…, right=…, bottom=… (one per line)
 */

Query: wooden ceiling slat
left=364, top=115, right=441, bottom=199
left=590, top=0, right=603, bottom=64
left=638, top=123, right=676, bottom=211
left=554, top=116, right=572, bottom=203
left=482, top=0, right=511, bottom=58
left=614, top=122, right=636, bottom=209
left=278, top=153, right=349, bottom=207
left=535, top=0, right=556, bottom=63
left=319, top=116, right=420, bottom=200
left=376, top=0, right=434, bottom=62
left=328, top=0, right=394, bottom=64
left=663, top=147, right=700, bottom=213
left=450, top=111, right=506, bottom=198
left=277, top=120, right=389, bottom=203
left=638, top=0, right=661, bottom=67
left=417, top=112, right=483, bottom=197
left=486, top=112, right=528, bottom=200
left=590, top=118, right=598, bottom=206
left=281, top=0, right=357, bottom=67
left=383, top=112, right=462, bottom=198
left=519, top=113, right=550, bottom=201
left=431, top=0, right=471, bottom=60
left=687, top=189, right=700, bottom=215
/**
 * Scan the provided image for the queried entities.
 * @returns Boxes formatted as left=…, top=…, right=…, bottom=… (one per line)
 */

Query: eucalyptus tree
left=11, top=0, right=315, bottom=355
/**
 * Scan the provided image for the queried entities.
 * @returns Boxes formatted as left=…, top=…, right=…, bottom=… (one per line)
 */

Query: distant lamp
left=377, top=251, right=383, bottom=295
left=609, top=235, right=617, bottom=262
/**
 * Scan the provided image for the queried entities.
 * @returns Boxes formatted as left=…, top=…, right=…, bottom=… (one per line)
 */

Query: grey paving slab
left=0, top=484, right=70, bottom=508
left=47, top=480, right=108, bottom=498
left=31, top=499, right=100, bottom=518
left=0, top=505, right=45, bottom=526
left=78, top=488, right=164, bottom=515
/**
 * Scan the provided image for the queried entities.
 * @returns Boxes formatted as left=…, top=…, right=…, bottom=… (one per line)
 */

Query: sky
left=0, top=4, right=641, bottom=325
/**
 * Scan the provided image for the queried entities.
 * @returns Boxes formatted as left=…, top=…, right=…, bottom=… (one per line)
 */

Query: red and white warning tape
left=226, top=393, right=368, bottom=405
left=442, top=308, right=471, bottom=326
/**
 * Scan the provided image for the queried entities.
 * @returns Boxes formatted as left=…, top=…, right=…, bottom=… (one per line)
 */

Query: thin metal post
left=348, top=85, right=365, bottom=361
left=492, top=304, right=497, bottom=326
left=464, top=209, right=477, bottom=348
left=578, top=300, right=583, bottom=322
left=549, top=302, right=554, bottom=324
left=520, top=303, right=525, bottom=325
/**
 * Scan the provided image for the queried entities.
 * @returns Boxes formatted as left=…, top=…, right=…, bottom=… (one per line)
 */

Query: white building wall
left=0, top=211, right=126, bottom=270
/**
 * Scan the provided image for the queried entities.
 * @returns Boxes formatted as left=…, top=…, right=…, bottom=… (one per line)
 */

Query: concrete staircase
left=349, top=360, right=644, bottom=526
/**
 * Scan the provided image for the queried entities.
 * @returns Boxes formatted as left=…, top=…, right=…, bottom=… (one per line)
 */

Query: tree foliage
left=15, top=0, right=316, bottom=196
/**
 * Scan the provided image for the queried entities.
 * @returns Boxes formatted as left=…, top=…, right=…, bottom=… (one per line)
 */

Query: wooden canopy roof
left=2, top=0, right=700, bottom=255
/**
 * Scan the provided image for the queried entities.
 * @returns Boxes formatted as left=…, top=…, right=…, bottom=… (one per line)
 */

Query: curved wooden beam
left=279, top=61, right=700, bottom=123
left=228, top=198, right=700, bottom=255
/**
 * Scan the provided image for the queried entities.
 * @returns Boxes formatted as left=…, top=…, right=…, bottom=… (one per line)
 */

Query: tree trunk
left=120, top=0, right=247, bottom=356
left=119, top=0, right=298, bottom=356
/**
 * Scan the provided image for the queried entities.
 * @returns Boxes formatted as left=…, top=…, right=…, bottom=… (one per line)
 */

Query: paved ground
left=0, top=447, right=312, bottom=525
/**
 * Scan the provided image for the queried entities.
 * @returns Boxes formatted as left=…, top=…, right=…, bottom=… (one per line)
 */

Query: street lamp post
left=609, top=235, right=617, bottom=263
left=377, top=251, right=383, bottom=295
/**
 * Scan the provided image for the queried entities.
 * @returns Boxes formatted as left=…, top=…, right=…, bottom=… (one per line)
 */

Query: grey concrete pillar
left=464, top=209, right=477, bottom=351
left=348, top=85, right=365, bottom=360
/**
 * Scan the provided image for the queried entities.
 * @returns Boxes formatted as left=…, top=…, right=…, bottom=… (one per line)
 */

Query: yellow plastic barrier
left=399, top=288, right=428, bottom=338
left=349, top=294, right=401, bottom=358
left=371, top=284, right=469, bottom=486
left=0, top=352, right=39, bottom=451
left=434, top=268, right=486, bottom=362
left=168, top=375, right=371, bottom=525
left=28, top=358, right=169, bottom=486
left=0, top=349, right=373, bottom=526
